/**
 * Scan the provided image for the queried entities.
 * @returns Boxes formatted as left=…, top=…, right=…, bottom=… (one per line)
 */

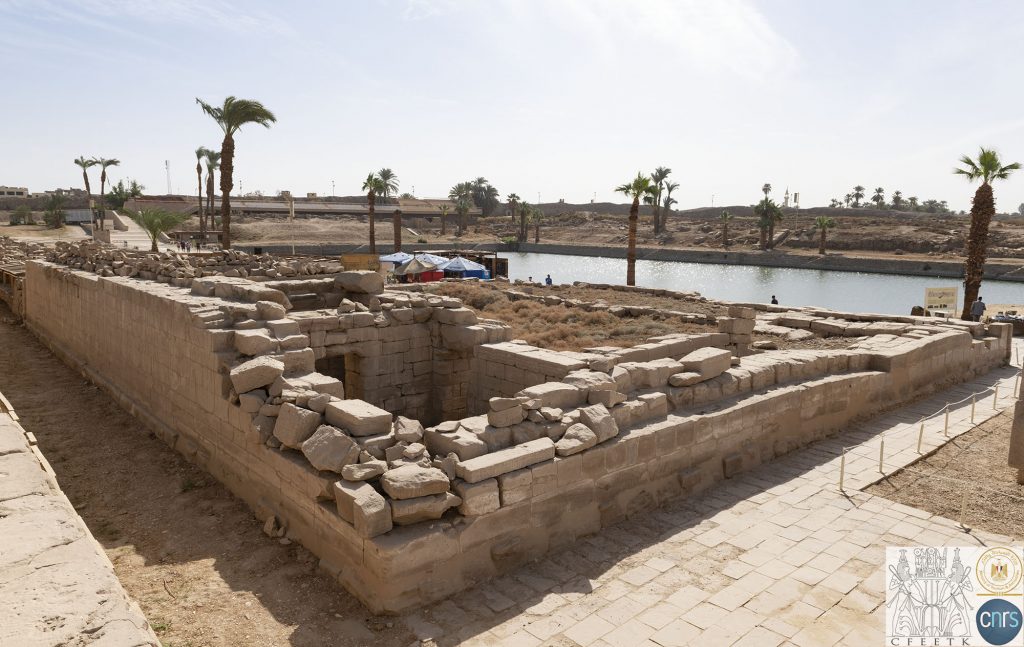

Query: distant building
left=0, top=186, right=28, bottom=198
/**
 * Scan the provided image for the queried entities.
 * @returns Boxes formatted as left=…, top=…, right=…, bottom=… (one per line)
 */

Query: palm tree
left=194, top=147, right=209, bottom=234
left=871, top=187, right=885, bottom=207
left=814, top=216, right=836, bottom=254
left=720, top=210, right=733, bottom=247
left=852, top=185, right=865, bottom=208
left=615, top=173, right=654, bottom=286
left=758, top=184, right=772, bottom=249
left=649, top=167, right=671, bottom=234
left=754, top=199, right=782, bottom=250
left=130, top=208, right=189, bottom=252
left=829, top=198, right=841, bottom=208
left=439, top=204, right=449, bottom=236
left=530, top=206, right=543, bottom=243
left=518, top=202, right=531, bottom=243
left=362, top=173, right=385, bottom=253
left=393, top=209, right=403, bottom=252
left=662, top=181, right=679, bottom=231
left=954, top=147, right=1021, bottom=319
left=93, top=157, right=120, bottom=230
left=74, top=156, right=97, bottom=227
left=195, top=96, right=277, bottom=248
left=449, top=182, right=474, bottom=236
left=507, top=193, right=520, bottom=234
left=378, top=168, right=399, bottom=203
left=891, top=190, right=904, bottom=210
left=908, top=196, right=919, bottom=211
left=843, top=193, right=852, bottom=208
left=203, top=149, right=221, bottom=229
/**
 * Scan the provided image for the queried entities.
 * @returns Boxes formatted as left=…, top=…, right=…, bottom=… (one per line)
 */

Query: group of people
left=526, top=275, right=554, bottom=285
left=177, top=239, right=202, bottom=252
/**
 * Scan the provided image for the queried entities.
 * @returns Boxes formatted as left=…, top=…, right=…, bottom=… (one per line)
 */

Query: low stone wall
left=20, top=259, right=1012, bottom=614
left=0, top=392, right=158, bottom=646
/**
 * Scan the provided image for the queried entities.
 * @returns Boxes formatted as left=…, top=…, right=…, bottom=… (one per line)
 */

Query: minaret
left=783, top=187, right=790, bottom=208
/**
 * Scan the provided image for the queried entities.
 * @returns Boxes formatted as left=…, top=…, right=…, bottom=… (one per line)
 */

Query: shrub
left=9, top=205, right=31, bottom=225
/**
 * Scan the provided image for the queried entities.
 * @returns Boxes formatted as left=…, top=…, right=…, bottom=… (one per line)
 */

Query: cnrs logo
left=977, top=599, right=1023, bottom=646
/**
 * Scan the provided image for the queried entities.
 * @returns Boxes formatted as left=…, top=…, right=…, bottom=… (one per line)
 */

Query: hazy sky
left=3, top=0, right=1024, bottom=211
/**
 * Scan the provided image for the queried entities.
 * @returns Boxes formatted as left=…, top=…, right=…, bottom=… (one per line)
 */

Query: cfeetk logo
left=886, top=546, right=1024, bottom=647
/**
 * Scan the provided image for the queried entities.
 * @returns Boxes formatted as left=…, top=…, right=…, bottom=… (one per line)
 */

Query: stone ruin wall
left=21, top=259, right=1012, bottom=613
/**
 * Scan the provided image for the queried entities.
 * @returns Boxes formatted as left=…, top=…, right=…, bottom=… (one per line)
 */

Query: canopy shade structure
left=442, top=256, right=486, bottom=272
left=414, top=253, right=451, bottom=268
left=380, top=251, right=414, bottom=264
left=395, top=258, right=439, bottom=275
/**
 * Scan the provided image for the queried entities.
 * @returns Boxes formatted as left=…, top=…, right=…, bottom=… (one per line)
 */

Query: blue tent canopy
left=443, top=256, right=486, bottom=272
left=380, top=251, right=414, bottom=263
left=415, top=253, right=451, bottom=268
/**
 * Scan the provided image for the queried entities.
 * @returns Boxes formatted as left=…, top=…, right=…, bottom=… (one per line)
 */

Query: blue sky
left=3, top=0, right=1024, bottom=212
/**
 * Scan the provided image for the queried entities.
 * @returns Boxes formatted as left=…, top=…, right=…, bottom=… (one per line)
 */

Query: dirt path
left=0, top=303, right=415, bottom=647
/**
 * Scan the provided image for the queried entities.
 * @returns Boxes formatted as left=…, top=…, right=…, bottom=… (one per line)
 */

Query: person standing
left=771, top=295, right=779, bottom=305
left=545, top=274, right=553, bottom=285
left=971, top=296, right=986, bottom=322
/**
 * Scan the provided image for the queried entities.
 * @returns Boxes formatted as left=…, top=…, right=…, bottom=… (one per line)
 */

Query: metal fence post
left=839, top=449, right=846, bottom=491
left=994, top=385, right=1000, bottom=410
left=971, top=395, right=976, bottom=423
left=944, top=405, right=950, bottom=437
left=917, top=419, right=925, bottom=454
left=958, top=489, right=970, bottom=529
left=879, top=436, right=885, bottom=474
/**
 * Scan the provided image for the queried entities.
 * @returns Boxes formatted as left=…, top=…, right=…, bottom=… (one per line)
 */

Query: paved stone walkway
left=395, top=343, right=1023, bottom=647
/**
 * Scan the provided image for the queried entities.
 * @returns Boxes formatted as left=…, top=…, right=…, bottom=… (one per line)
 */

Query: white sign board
left=925, top=286, right=958, bottom=314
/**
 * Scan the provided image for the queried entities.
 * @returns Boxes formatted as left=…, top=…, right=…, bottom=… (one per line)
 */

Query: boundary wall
left=21, top=260, right=1012, bottom=612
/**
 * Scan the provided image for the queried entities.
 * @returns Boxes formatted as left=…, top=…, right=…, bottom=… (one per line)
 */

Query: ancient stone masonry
left=19, top=255, right=1013, bottom=613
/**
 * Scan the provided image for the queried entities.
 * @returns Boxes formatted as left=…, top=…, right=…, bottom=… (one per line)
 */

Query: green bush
left=9, top=205, right=31, bottom=226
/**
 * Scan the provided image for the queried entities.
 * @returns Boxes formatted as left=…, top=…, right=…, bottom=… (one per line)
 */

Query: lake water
left=504, top=251, right=1022, bottom=315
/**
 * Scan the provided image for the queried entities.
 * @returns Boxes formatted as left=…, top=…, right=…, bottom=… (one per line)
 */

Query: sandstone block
left=391, top=492, right=461, bottom=525
left=325, top=399, right=392, bottom=437
left=579, top=403, right=619, bottom=442
left=489, top=396, right=526, bottom=412
left=273, top=403, right=323, bottom=448
left=555, top=423, right=598, bottom=456
left=257, top=300, right=288, bottom=320
left=498, top=469, right=533, bottom=505
left=423, top=427, right=489, bottom=461
left=354, top=430, right=397, bottom=459
left=334, top=480, right=392, bottom=537
left=669, top=371, right=704, bottom=387
left=563, top=370, right=617, bottom=393
left=588, top=390, right=627, bottom=407
left=341, top=460, right=387, bottom=481
left=230, top=356, right=284, bottom=394
left=335, top=270, right=384, bottom=294
left=433, top=307, right=478, bottom=325
left=300, top=425, right=359, bottom=472
left=727, top=305, right=757, bottom=319
left=380, top=464, right=451, bottom=500
left=393, top=416, right=425, bottom=443
left=453, top=478, right=500, bottom=516
left=238, top=389, right=267, bottom=413
left=487, top=405, right=526, bottom=428
left=517, top=382, right=585, bottom=409
left=680, top=347, right=732, bottom=379
left=234, top=329, right=279, bottom=356
left=455, top=438, right=556, bottom=483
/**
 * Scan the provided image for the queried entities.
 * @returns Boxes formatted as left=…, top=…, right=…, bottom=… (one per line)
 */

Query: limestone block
left=307, top=393, right=332, bottom=413
left=455, top=438, right=556, bottom=483
left=230, top=356, right=284, bottom=394
left=669, top=372, right=704, bottom=387
left=283, top=348, right=316, bottom=373
left=610, top=365, right=632, bottom=393
left=334, top=480, right=392, bottom=537
left=579, top=403, right=619, bottom=442
left=555, top=423, right=598, bottom=456
left=274, top=403, right=323, bottom=448
left=335, top=270, right=384, bottom=294
left=587, top=390, right=627, bottom=407
left=251, top=414, right=276, bottom=444
left=433, top=307, right=478, bottom=325
left=391, top=492, right=461, bottom=525
left=563, top=370, right=617, bottom=393
left=279, top=334, right=309, bottom=350
left=341, top=460, right=387, bottom=481
left=727, top=305, right=757, bottom=319
left=380, top=464, right=451, bottom=499
left=256, top=300, right=287, bottom=320
left=423, top=427, right=489, bottom=461
left=300, top=424, right=360, bottom=472
left=239, top=389, right=267, bottom=413
left=498, top=469, right=533, bottom=505
left=489, top=396, right=526, bottom=412
left=718, top=317, right=756, bottom=335
left=588, top=356, right=618, bottom=372
left=393, top=416, right=425, bottom=443
left=540, top=407, right=563, bottom=421
left=234, top=329, right=279, bottom=356
left=517, top=382, right=585, bottom=409
left=453, top=478, right=500, bottom=516
left=354, top=430, right=397, bottom=459
left=487, top=405, right=527, bottom=428
left=680, top=347, right=732, bottom=380
left=510, top=421, right=546, bottom=445
left=325, top=399, right=392, bottom=437
left=638, top=392, right=669, bottom=418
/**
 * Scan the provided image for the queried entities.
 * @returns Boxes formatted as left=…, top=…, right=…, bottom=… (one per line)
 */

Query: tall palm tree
left=507, top=193, right=520, bottom=235
left=393, top=209, right=403, bottom=252
left=871, top=187, right=885, bottom=207
left=891, top=190, right=904, bottom=210
left=649, top=167, right=671, bottom=234
left=852, top=185, right=865, bottom=208
left=74, top=156, right=97, bottom=227
left=662, top=181, right=679, bottom=231
left=378, top=168, right=399, bottom=203
left=518, top=201, right=531, bottom=243
left=908, top=196, right=919, bottom=211
left=814, top=216, right=836, bottom=254
left=759, top=184, right=772, bottom=249
left=615, top=173, right=653, bottom=286
left=449, top=182, right=474, bottom=236
left=194, top=147, right=209, bottom=234
left=195, top=96, right=277, bottom=248
left=362, top=173, right=385, bottom=253
left=93, top=157, right=120, bottom=230
left=954, top=147, right=1021, bottom=319
left=720, top=210, right=733, bottom=248
left=439, top=204, right=449, bottom=236
left=843, top=193, right=852, bottom=208
left=204, top=149, right=221, bottom=228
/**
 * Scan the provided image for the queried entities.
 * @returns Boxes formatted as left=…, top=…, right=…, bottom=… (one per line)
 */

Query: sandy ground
left=0, top=301, right=418, bottom=647
left=866, top=409, right=1024, bottom=540
left=1, top=223, right=87, bottom=240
